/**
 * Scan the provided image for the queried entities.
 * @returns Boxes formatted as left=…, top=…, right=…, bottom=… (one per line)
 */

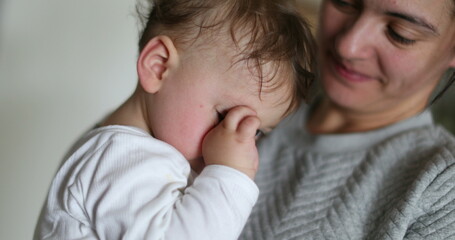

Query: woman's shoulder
left=399, top=125, right=455, bottom=238
left=373, top=123, right=455, bottom=198
left=370, top=123, right=455, bottom=177
left=381, top=123, right=455, bottom=158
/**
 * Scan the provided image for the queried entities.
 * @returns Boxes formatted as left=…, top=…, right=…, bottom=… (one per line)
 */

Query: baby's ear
left=137, top=36, right=178, bottom=93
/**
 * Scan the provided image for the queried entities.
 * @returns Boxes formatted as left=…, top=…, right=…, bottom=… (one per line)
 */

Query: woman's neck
left=307, top=97, right=427, bottom=134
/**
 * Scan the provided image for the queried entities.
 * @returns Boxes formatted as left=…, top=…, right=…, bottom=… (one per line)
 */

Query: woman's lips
left=333, top=59, right=375, bottom=83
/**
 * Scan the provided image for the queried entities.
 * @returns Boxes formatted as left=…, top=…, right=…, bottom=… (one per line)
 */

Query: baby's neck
left=101, top=89, right=151, bottom=134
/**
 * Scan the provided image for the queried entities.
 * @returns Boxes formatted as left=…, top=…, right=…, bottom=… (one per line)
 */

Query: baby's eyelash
left=255, top=129, right=264, bottom=137
left=217, top=111, right=225, bottom=122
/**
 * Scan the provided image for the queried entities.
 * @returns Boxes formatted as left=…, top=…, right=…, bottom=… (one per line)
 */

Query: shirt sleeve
left=39, top=131, right=259, bottom=240
left=167, top=165, right=259, bottom=240
left=404, top=148, right=455, bottom=239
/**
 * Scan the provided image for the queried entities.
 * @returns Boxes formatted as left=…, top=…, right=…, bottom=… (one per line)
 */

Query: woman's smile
left=332, top=56, right=377, bottom=83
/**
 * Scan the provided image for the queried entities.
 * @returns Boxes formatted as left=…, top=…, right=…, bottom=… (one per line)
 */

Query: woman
left=240, top=0, right=455, bottom=239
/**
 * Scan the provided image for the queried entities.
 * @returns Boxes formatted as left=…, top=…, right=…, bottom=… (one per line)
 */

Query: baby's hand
left=202, top=106, right=260, bottom=179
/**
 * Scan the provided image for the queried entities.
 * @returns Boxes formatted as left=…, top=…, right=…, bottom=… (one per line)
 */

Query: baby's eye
left=217, top=111, right=225, bottom=122
left=254, top=129, right=265, bottom=140
left=255, top=127, right=273, bottom=140
left=255, top=129, right=264, bottom=137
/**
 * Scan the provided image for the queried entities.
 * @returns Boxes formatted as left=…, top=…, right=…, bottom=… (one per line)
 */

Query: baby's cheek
left=177, top=120, right=213, bottom=161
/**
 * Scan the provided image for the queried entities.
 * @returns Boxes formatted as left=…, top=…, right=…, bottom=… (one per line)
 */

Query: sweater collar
left=297, top=106, right=434, bottom=153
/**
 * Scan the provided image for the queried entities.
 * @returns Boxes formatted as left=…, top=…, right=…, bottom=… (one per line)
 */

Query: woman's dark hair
left=430, top=0, right=455, bottom=104
left=432, top=69, right=455, bottom=104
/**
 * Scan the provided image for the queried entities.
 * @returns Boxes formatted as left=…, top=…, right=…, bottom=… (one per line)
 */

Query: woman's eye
left=331, top=0, right=352, bottom=6
left=387, top=26, right=416, bottom=45
left=331, top=0, right=357, bottom=9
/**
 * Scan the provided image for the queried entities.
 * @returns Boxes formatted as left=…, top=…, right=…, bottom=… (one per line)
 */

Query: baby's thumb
left=237, top=116, right=261, bottom=140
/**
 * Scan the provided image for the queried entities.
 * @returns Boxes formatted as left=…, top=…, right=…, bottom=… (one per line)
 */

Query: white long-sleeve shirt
left=35, top=125, right=259, bottom=240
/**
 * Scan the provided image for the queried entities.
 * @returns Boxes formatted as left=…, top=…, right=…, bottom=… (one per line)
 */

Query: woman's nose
left=334, top=15, right=377, bottom=61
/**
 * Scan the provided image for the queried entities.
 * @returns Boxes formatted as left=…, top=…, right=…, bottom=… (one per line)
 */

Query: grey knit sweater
left=239, top=105, right=455, bottom=240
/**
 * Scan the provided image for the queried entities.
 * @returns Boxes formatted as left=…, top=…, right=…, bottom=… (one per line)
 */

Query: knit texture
left=240, top=106, right=455, bottom=240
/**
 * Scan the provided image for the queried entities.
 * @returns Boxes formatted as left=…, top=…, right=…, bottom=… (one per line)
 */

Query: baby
left=34, top=0, right=315, bottom=239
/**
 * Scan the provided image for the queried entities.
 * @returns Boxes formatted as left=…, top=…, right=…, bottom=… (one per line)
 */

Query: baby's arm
left=202, top=106, right=261, bottom=179
left=36, top=109, right=260, bottom=240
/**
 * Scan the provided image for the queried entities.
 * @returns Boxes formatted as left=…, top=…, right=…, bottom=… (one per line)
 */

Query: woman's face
left=318, top=0, right=455, bottom=115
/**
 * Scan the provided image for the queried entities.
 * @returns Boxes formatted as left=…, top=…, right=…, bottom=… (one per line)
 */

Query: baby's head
left=135, top=0, right=316, bottom=162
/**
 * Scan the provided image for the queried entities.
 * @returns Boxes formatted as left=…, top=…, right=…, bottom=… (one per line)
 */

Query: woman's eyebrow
left=385, top=11, right=439, bottom=36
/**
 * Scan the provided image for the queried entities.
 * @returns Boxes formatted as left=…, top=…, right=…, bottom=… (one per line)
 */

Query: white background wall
left=1, top=1, right=138, bottom=239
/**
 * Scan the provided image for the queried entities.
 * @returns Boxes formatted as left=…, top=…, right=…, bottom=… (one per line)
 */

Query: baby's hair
left=136, top=0, right=316, bottom=114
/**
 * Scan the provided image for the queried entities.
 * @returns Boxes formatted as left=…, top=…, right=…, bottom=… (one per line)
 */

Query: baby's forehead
left=254, top=85, right=296, bottom=128
left=186, top=41, right=299, bottom=115
left=235, top=57, right=295, bottom=95
left=243, top=69, right=297, bottom=120
left=225, top=55, right=297, bottom=111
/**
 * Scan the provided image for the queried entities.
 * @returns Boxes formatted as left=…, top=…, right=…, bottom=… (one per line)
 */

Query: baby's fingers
left=237, top=116, right=261, bottom=140
left=222, top=106, right=257, bottom=131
